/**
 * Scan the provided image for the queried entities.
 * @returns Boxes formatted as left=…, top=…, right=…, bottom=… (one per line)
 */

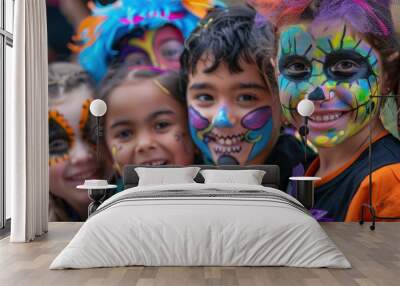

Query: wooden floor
left=0, top=223, right=399, bottom=286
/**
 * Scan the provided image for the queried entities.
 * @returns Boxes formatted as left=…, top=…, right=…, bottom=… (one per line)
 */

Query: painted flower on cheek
left=277, top=24, right=380, bottom=147
left=188, top=105, right=273, bottom=165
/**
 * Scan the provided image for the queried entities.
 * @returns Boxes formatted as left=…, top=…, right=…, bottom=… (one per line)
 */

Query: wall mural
left=47, top=0, right=400, bottom=222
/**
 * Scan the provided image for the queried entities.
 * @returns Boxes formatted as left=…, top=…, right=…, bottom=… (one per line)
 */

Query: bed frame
left=123, top=165, right=280, bottom=190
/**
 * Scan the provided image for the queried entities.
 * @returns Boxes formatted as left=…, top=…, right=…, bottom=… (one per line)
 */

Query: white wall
left=4, top=0, right=14, bottom=220
left=5, top=0, right=13, bottom=33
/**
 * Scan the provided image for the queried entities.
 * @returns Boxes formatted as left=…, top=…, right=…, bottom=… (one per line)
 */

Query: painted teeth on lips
left=214, top=146, right=242, bottom=155
left=211, top=133, right=245, bottom=146
left=310, top=112, right=343, bottom=122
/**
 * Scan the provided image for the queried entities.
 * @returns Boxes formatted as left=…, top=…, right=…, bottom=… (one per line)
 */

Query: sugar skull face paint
left=49, top=110, right=75, bottom=166
left=79, top=99, right=91, bottom=131
left=189, top=105, right=273, bottom=165
left=187, top=59, right=278, bottom=165
left=277, top=23, right=381, bottom=147
left=120, top=25, right=184, bottom=70
left=73, top=1, right=225, bottom=81
left=49, top=99, right=94, bottom=167
left=49, top=86, right=103, bottom=215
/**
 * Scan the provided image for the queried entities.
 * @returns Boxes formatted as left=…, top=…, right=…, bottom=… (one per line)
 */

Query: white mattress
left=50, top=183, right=351, bottom=269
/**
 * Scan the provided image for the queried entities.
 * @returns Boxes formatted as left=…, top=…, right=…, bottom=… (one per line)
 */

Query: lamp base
left=88, top=188, right=108, bottom=216
left=359, top=203, right=400, bottom=231
left=289, top=177, right=320, bottom=210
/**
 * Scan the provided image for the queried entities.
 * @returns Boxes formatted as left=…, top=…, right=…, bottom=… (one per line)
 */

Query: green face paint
left=277, top=23, right=380, bottom=147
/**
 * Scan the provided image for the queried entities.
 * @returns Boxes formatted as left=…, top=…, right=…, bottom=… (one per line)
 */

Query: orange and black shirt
left=306, top=132, right=400, bottom=222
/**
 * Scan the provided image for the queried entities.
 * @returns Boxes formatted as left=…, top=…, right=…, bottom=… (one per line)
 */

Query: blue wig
left=71, top=0, right=225, bottom=81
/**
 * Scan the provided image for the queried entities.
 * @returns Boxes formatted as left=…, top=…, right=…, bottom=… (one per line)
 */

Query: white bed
left=50, top=182, right=351, bottom=269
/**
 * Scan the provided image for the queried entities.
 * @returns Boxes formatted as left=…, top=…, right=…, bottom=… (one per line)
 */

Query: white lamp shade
left=297, top=99, right=315, bottom=117
left=90, top=99, right=107, bottom=117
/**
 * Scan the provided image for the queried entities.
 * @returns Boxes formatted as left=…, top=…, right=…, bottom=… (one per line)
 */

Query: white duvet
left=50, top=183, right=351, bottom=269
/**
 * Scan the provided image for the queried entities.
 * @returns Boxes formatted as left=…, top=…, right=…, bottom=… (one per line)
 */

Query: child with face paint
left=48, top=63, right=109, bottom=221
left=70, top=0, right=225, bottom=81
left=394, top=1, right=400, bottom=136
left=97, top=66, right=196, bottom=181
left=180, top=5, right=315, bottom=190
left=397, top=82, right=400, bottom=136
left=250, top=0, right=400, bottom=221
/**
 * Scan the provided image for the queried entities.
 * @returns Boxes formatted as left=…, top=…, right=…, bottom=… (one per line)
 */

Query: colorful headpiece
left=70, top=0, right=225, bottom=81
left=248, top=0, right=394, bottom=37
left=247, top=0, right=312, bottom=26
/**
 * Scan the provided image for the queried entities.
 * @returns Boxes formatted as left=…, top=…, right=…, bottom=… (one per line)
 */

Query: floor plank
left=0, top=222, right=399, bottom=286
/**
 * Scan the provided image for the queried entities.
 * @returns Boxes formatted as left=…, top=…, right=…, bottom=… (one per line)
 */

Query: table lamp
left=288, top=98, right=320, bottom=210
left=360, top=93, right=400, bottom=230
left=89, top=99, right=107, bottom=166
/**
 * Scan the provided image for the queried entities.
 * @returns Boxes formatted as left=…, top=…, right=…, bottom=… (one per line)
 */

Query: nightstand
left=77, top=180, right=117, bottom=216
left=289, top=176, right=321, bottom=210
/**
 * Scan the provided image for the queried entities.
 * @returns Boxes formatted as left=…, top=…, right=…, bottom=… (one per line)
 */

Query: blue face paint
left=74, top=0, right=226, bottom=81
left=246, top=121, right=273, bottom=161
left=188, top=106, right=213, bottom=163
left=241, top=106, right=273, bottom=161
left=277, top=24, right=381, bottom=147
left=188, top=105, right=274, bottom=165
left=212, top=106, right=234, bottom=128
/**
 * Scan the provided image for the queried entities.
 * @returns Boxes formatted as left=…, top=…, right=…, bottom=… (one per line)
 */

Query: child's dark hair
left=48, top=62, right=95, bottom=105
left=179, top=5, right=277, bottom=98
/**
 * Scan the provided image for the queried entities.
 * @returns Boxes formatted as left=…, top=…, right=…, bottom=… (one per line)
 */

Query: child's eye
left=49, top=139, right=69, bottom=155
left=286, top=62, right=311, bottom=78
left=130, top=57, right=151, bottom=66
left=160, top=40, right=184, bottom=61
left=280, top=55, right=312, bottom=81
left=330, top=60, right=360, bottom=74
left=124, top=52, right=152, bottom=67
left=154, top=121, right=172, bottom=131
left=324, top=51, right=371, bottom=81
left=195, top=94, right=214, bottom=102
left=115, top=129, right=133, bottom=141
left=237, top=94, right=258, bottom=102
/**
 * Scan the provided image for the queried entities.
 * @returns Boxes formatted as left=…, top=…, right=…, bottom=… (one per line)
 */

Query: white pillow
left=200, top=169, right=266, bottom=185
left=135, top=167, right=201, bottom=186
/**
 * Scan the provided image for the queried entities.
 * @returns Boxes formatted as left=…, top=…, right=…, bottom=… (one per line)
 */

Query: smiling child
left=97, top=66, right=195, bottom=179
left=180, top=5, right=314, bottom=190
left=250, top=0, right=400, bottom=221
left=48, top=62, right=109, bottom=221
